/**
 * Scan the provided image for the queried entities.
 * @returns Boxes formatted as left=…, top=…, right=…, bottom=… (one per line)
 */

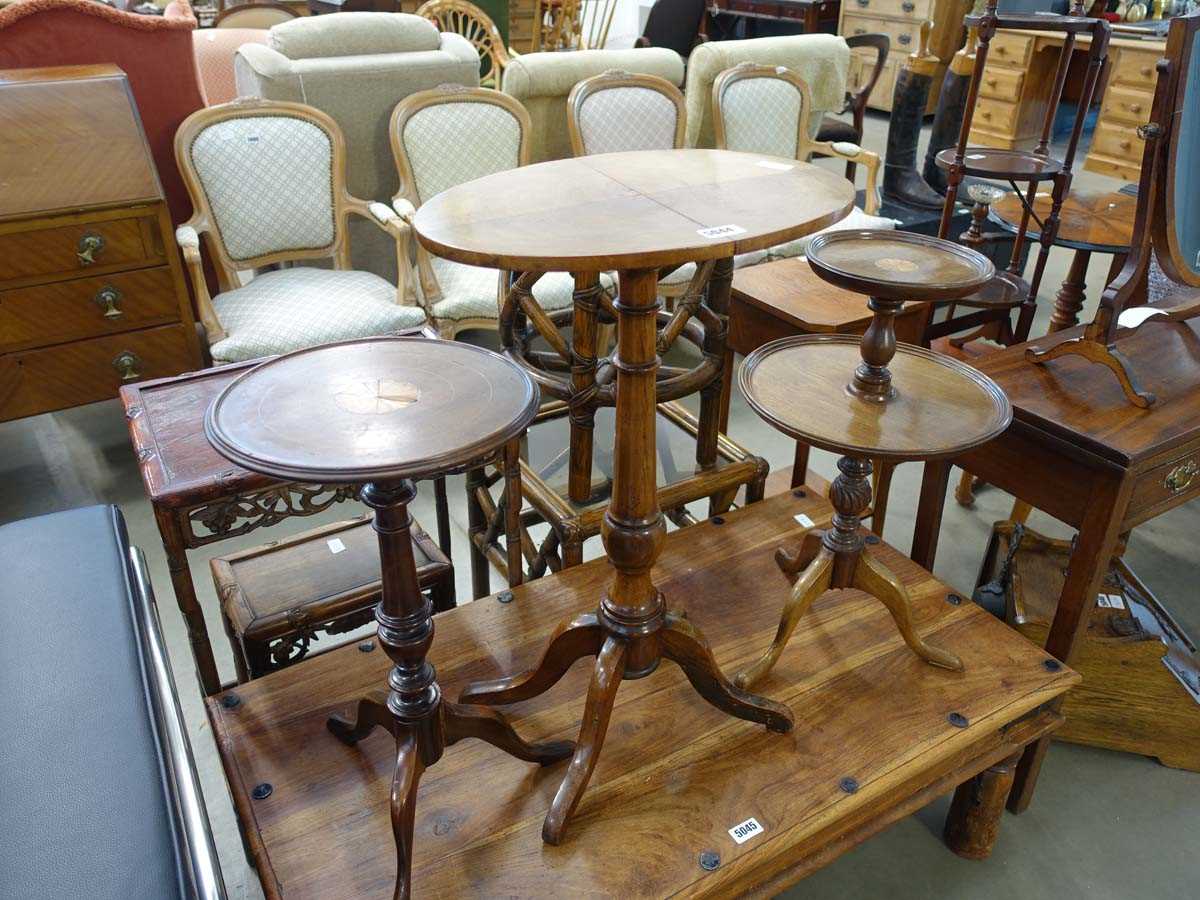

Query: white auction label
left=728, top=817, right=765, bottom=845
left=327, top=538, right=347, bottom=554
left=697, top=224, right=747, bottom=239
left=1096, top=593, right=1126, bottom=610
left=794, top=513, right=815, bottom=528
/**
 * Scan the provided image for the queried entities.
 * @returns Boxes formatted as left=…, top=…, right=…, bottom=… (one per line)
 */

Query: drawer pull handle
left=981, top=110, right=992, bottom=119
left=1140, top=66, right=1152, bottom=77
left=94, top=285, right=123, bottom=320
left=986, top=78, right=998, bottom=88
left=898, top=33, right=912, bottom=45
left=77, top=233, right=106, bottom=266
left=996, top=46, right=1007, bottom=55
left=1120, top=139, right=1131, bottom=150
left=856, top=0, right=868, bottom=6
left=853, top=27, right=866, bottom=34
left=902, top=0, right=915, bottom=10
left=113, top=351, right=141, bottom=383
left=1164, top=460, right=1198, bottom=494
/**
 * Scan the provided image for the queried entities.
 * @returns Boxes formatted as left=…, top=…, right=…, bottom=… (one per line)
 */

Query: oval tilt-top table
left=414, top=148, right=856, bottom=845
left=735, top=231, right=1014, bottom=689
left=204, top=336, right=573, bottom=900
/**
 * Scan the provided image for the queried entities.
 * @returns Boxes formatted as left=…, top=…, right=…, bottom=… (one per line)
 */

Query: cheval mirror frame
left=1027, top=10, right=1200, bottom=407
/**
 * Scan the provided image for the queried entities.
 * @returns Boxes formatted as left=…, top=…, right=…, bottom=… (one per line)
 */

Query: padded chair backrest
left=641, top=0, right=707, bottom=57
left=214, top=3, right=299, bottom=29
left=502, top=46, right=684, bottom=162
left=713, top=65, right=808, bottom=160
left=568, top=71, right=685, bottom=156
left=178, top=103, right=342, bottom=268
left=233, top=12, right=480, bottom=277
left=392, top=88, right=529, bottom=206
left=0, top=0, right=205, bottom=228
left=685, top=34, right=849, bottom=149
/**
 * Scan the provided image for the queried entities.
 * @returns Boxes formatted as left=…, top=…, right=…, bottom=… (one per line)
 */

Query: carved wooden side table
left=413, top=147, right=855, bottom=845
left=735, top=230, right=1012, bottom=688
left=205, top=335, right=571, bottom=900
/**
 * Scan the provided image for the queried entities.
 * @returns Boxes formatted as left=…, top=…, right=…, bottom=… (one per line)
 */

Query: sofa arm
left=130, top=546, right=227, bottom=900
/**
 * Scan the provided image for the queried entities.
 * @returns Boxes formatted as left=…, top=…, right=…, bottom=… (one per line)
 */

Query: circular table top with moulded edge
left=205, top=336, right=539, bottom=484
left=934, top=147, right=1064, bottom=183
left=411, top=148, right=857, bottom=272
left=991, top=187, right=1137, bottom=253
left=740, top=334, right=1013, bottom=461
left=805, top=229, right=997, bottom=303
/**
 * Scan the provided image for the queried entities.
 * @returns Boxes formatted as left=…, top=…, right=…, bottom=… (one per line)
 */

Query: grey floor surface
left=1, top=112, right=1197, bottom=898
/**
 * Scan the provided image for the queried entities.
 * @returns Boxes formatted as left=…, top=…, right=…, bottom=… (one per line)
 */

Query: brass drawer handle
left=1140, top=65, right=1152, bottom=77
left=902, top=0, right=915, bottom=10
left=898, top=33, right=912, bottom=45
left=1119, top=139, right=1132, bottom=150
left=1128, top=103, right=1142, bottom=114
left=986, top=78, right=998, bottom=88
left=853, top=27, right=866, bottom=34
left=113, top=351, right=142, bottom=382
left=77, top=233, right=106, bottom=266
left=856, top=0, right=869, bottom=6
left=94, top=285, right=123, bottom=320
left=1164, top=460, right=1198, bottom=494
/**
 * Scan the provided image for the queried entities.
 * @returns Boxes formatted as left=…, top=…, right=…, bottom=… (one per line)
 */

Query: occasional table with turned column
left=413, top=147, right=856, bottom=845
left=733, top=230, right=1013, bottom=689
left=204, top=336, right=572, bottom=900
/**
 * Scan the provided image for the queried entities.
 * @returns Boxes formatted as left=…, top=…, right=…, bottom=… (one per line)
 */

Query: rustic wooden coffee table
left=207, top=489, right=1079, bottom=897
left=415, top=147, right=855, bottom=844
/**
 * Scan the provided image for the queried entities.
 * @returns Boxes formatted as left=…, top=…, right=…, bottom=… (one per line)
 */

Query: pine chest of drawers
left=0, top=65, right=201, bottom=422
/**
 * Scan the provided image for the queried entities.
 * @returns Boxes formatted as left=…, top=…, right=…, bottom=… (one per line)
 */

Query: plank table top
left=411, top=148, right=855, bottom=271
left=209, top=490, right=1077, bottom=899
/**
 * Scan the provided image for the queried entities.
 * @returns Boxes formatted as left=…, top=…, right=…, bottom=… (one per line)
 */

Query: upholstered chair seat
left=208, top=268, right=427, bottom=363
left=175, top=99, right=427, bottom=362
left=712, top=63, right=894, bottom=262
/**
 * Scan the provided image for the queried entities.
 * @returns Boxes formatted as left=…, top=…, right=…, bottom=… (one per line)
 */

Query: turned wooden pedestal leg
left=944, top=751, right=1021, bottom=859
left=735, top=456, right=964, bottom=690
left=327, top=480, right=572, bottom=899
left=459, top=267, right=793, bottom=847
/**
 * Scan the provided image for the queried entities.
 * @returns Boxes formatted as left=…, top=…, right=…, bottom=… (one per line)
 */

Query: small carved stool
left=205, top=336, right=571, bottom=900
left=211, top=515, right=454, bottom=681
left=735, top=230, right=1013, bottom=688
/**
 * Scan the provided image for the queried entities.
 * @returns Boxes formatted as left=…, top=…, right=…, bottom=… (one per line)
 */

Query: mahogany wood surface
left=991, top=187, right=1136, bottom=253
left=209, top=490, right=1077, bottom=899
left=0, top=64, right=160, bottom=221
left=412, top=148, right=855, bottom=271
left=741, top=335, right=1011, bottom=460
left=912, top=315, right=1200, bottom=812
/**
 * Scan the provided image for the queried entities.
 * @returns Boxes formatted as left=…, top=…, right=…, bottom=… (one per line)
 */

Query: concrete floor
left=2, top=111, right=1197, bottom=899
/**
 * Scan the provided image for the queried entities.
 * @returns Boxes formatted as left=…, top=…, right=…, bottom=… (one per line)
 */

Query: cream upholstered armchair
left=713, top=63, right=893, bottom=260
left=174, top=99, right=427, bottom=364
left=566, top=69, right=763, bottom=302
left=234, top=13, right=480, bottom=280
left=502, top=46, right=684, bottom=163
left=390, top=86, right=611, bottom=339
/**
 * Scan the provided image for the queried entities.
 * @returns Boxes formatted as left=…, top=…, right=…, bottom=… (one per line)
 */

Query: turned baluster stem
left=849, top=296, right=903, bottom=402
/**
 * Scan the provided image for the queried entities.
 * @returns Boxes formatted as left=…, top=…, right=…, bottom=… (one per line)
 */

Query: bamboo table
left=204, top=336, right=569, bottom=900
left=414, top=148, right=855, bottom=844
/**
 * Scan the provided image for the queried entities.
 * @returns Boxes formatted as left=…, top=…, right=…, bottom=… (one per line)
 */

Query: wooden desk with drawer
left=969, top=29, right=1165, bottom=182
left=0, top=65, right=201, bottom=422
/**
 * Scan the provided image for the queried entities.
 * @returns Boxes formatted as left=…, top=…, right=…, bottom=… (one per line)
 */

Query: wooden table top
left=992, top=188, right=1136, bottom=253
left=806, top=231, right=995, bottom=303
left=205, top=337, right=538, bottom=483
left=209, top=490, right=1077, bottom=899
left=731, top=258, right=923, bottom=332
left=0, top=65, right=161, bottom=222
left=412, top=149, right=855, bottom=271
left=741, top=335, right=1013, bottom=461
left=978, top=317, right=1200, bottom=468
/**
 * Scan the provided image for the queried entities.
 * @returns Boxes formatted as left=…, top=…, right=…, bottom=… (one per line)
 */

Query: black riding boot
left=883, top=60, right=944, bottom=210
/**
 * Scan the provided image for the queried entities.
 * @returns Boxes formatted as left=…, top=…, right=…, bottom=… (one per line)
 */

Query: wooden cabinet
left=0, top=65, right=201, bottom=422
left=968, top=29, right=1163, bottom=182
left=841, top=0, right=971, bottom=113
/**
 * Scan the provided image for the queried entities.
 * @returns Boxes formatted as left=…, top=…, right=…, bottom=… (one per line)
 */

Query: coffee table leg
left=465, top=466, right=490, bottom=599
left=155, top=505, right=222, bottom=696
left=911, top=458, right=952, bottom=571
left=944, top=750, right=1021, bottom=860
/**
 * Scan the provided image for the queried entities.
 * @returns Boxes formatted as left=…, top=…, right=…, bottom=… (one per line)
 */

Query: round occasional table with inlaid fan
left=412, top=147, right=857, bottom=847
left=204, top=336, right=571, bottom=900
left=734, top=230, right=1014, bottom=689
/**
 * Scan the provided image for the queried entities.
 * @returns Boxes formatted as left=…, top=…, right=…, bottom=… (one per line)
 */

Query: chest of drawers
left=968, top=29, right=1163, bottom=182
left=841, top=0, right=971, bottom=113
left=0, top=65, right=201, bottom=422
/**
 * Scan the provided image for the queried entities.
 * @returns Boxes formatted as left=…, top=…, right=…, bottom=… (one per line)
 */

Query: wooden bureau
left=841, top=0, right=972, bottom=112
left=0, top=65, right=201, bottom=423
left=969, top=28, right=1165, bottom=181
